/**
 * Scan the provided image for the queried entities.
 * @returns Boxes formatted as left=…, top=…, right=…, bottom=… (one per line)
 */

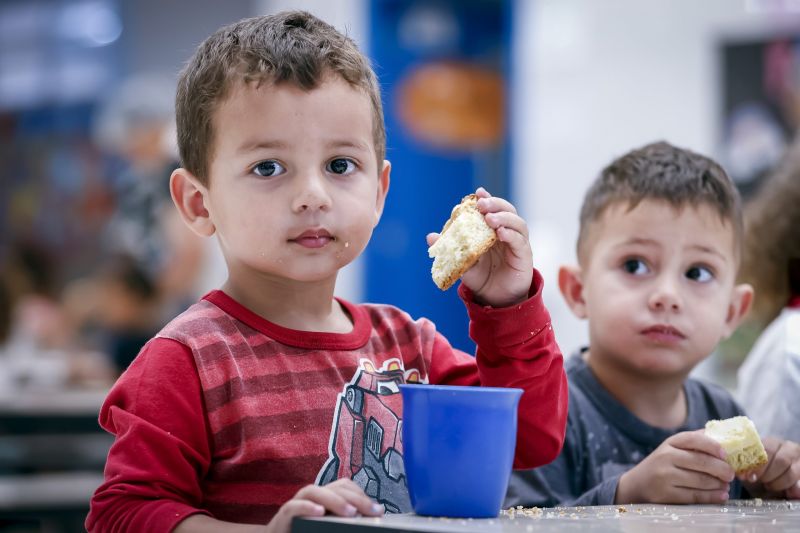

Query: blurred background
left=2, top=0, right=800, bottom=530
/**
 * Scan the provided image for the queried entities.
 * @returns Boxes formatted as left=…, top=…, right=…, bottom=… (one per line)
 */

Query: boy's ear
left=722, top=282, right=754, bottom=338
left=170, top=168, right=216, bottom=237
left=373, top=160, right=391, bottom=226
left=558, top=264, right=588, bottom=319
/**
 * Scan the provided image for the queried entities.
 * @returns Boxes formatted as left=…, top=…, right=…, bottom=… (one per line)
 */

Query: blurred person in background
left=737, top=137, right=800, bottom=442
left=0, top=240, right=114, bottom=390
left=64, top=73, right=207, bottom=375
left=0, top=272, right=11, bottom=348
left=2, top=240, right=73, bottom=351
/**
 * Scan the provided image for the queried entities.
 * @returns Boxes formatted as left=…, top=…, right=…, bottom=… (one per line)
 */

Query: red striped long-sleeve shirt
left=86, top=271, right=567, bottom=531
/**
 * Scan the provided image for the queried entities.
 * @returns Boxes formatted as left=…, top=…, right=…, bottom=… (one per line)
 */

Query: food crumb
left=616, top=506, right=627, bottom=514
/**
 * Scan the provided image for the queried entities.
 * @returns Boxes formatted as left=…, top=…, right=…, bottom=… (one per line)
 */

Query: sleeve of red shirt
left=86, top=338, right=213, bottom=532
left=428, top=269, right=568, bottom=470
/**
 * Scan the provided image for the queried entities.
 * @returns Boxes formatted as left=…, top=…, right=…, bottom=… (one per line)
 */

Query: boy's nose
left=291, top=173, right=331, bottom=213
left=648, top=279, right=682, bottom=312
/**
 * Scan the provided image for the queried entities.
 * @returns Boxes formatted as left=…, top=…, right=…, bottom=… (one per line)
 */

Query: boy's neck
left=222, top=277, right=353, bottom=334
left=583, top=350, right=688, bottom=429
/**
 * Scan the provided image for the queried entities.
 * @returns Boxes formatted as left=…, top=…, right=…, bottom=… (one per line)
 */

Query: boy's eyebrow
left=615, top=238, right=728, bottom=262
left=325, top=139, right=371, bottom=152
left=236, top=140, right=289, bottom=154
left=687, top=244, right=728, bottom=262
left=235, top=139, right=371, bottom=154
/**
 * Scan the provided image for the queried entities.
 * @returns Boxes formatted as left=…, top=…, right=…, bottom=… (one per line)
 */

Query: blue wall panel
left=367, top=0, right=512, bottom=353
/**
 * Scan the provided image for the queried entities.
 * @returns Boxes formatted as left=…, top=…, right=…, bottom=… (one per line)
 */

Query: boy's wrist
left=615, top=471, right=635, bottom=504
left=461, top=268, right=540, bottom=308
left=471, top=289, right=528, bottom=308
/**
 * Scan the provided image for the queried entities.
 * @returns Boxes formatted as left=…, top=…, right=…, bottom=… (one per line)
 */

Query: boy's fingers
left=269, top=500, right=325, bottom=533
left=324, top=479, right=384, bottom=516
left=669, top=431, right=726, bottom=460
left=679, top=488, right=730, bottom=504
left=756, top=441, right=800, bottom=490
left=295, top=485, right=357, bottom=517
left=426, top=233, right=440, bottom=247
left=484, top=212, right=529, bottom=240
left=762, top=461, right=800, bottom=493
left=674, top=450, right=734, bottom=483
left=674, top=467, right=731, bottom=490
left=280, top=499, right=326, bottom=518
left=786, top=480, right=800, bottom=499
left=756, top=440, right=790, bottom=485
left=739, top=463, right=768, bottom=483
left=476, top=195, right=517, bottom=216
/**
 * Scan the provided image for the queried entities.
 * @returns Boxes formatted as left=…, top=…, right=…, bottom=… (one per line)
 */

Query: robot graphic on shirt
left=317, top=358, right=423, bottom=513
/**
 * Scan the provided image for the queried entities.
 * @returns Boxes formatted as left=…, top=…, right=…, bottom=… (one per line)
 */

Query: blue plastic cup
left=399, top=384, right=523, bottom=518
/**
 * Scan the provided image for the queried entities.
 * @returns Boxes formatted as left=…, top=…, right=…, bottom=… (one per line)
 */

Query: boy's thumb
left=787, top=480, right=800, bottom=500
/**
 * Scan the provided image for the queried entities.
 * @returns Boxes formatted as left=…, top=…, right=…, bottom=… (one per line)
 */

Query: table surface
left=293, top=500, right=800, bottom=532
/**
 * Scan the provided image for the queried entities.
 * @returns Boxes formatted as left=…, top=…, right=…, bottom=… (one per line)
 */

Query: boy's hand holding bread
left=616, top=415, right=800, bottom=504
left=427, top=188, right=533, bottom=308
left=615, top=430, right=736, bottom=505
left=704, top=416, right=800, bottom=499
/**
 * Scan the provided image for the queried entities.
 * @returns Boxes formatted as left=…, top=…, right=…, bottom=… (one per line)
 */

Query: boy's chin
left=281, top=265, right=347, bottom=284
left=601, top=347, right=698, bottom=378
left=628, top=356, right=699, bottom=379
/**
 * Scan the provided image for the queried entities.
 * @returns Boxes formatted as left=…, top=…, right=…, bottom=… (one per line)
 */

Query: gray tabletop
left=293, top=499, right=800, bottom=532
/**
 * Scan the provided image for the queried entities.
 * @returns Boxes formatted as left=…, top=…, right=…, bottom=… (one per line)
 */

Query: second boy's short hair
left=577, top=141, right=743, bottom=262
left=176, top=10, right=385, bottom=184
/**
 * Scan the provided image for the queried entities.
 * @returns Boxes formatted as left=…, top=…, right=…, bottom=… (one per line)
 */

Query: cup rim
left=398, top=383, right=523, bottom=394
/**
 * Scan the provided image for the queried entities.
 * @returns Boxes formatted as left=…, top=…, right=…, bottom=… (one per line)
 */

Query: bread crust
left=431, top=194, right=497, bottom=290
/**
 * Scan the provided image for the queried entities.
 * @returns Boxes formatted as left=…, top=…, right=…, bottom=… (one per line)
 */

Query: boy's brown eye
left=254, top=160, right=284, bottom=177
left=686, top=266, right=713, bottom=282
left=623, top=259, right=648, bottom=275
left=327, top=158, right=354, bottom=175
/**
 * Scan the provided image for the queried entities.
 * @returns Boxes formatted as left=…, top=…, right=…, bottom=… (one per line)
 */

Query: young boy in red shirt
left=87, top=10, right=567, bottom=532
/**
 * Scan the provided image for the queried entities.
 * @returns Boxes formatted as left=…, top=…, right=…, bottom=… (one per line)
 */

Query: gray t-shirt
left=506, top=351, right=745, bottom=507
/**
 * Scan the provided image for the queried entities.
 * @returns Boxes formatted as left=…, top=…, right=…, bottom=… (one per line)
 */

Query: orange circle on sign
left=396, top=61, right=505, bottom=151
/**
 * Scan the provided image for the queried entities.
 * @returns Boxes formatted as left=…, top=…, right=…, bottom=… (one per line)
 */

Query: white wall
left=513, top=0, right=800, bottom=353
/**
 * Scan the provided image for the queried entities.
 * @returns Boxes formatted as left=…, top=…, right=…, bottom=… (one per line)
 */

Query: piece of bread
left=428, top=194, right=497, bottom=290
left=704, top=416, right=769, bottom=474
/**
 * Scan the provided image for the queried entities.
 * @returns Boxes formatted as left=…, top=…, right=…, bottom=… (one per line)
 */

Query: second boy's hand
left=426, top=187, right=534, bottom=308
left=616, top=430, right=734, bottom=504
left=741, top=437, right=800, bottom=499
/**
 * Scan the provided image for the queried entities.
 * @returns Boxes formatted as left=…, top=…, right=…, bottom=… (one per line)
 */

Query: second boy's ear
left=170, top=168, right=216, bottom=238
left=721, top=282, right=754, bottom=338
left=558, top=265, right=588, bottom=319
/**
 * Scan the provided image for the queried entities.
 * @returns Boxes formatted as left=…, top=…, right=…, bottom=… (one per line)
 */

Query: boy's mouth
left=290, top=228, right=335, bottom=249
left=641, top=324, right=685, bottom=344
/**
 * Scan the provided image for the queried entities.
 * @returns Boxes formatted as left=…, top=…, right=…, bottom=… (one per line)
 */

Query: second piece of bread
left=428, top=194, right=497, bottom=290
left=704, top=416, right=769, bottom=474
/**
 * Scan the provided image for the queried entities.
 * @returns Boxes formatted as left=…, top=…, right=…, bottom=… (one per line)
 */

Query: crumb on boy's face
left=578, top=200, right=741, bottom=378
left=203, top=76, right=388, bottom=286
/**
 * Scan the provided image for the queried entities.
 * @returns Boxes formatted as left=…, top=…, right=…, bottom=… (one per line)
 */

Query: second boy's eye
left=327, top=158, right=356, bottom=175
left=622, top=258, right=649, bottom=276
left=253, top=160, right=286, bottom=177
left=686, top=266, right=713, bottom=283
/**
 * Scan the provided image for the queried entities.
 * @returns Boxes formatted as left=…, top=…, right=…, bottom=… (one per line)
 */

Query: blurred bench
left=0, top=388, right=110, bottom=532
